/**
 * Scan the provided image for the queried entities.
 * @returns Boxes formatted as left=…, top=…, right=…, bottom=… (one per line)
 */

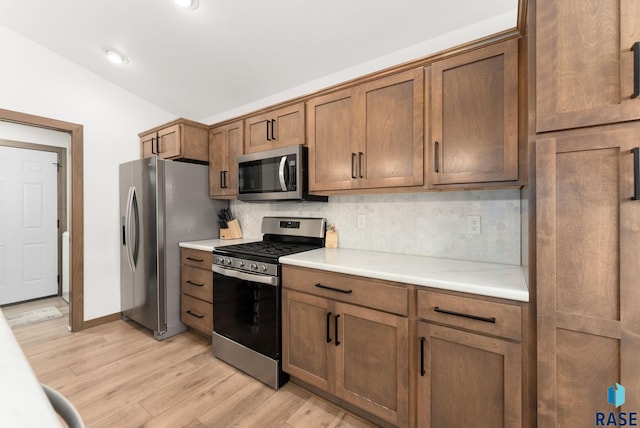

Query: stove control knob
left=250, top=263, right=258, bottom=271
left=237, top=260, right=244, bottom=268
left=259, top=264, right=267, bottom=272
left=215, top=257, right=224, bottom=265
left=225, top=258, right=232, bottom=266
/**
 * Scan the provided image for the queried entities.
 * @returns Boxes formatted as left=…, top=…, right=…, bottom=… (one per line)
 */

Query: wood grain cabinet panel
left=244, top=103, right=305, bottom=153
left=209, top=120, right=243, bottom=199
left=416, top=321, right=522, bottom=428
left=139, top=119, right=209, bottom=163
left=308, top=68, right=424, bottom=192
left=536, top=0, right=640, bottom=132
left=282, top=272, right=409, bottom=427
left=536, top=125, right=640, bottom=427
left=429, top=39, right=518, bottom=186
left=180, top=248, right=214, bottom=337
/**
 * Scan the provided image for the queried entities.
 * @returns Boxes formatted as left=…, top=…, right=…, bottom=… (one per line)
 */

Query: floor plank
left=7, top=297, right=378, bottom=427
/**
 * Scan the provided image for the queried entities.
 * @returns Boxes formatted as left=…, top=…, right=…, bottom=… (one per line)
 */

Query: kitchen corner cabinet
left=307, top=67, right=424, bottom=192
left=180, top=248, right=214, bottom=337
left=536, top=0, right=640, bottom=132
left=139, top=119, right=209, bottom=163
left=416, top=290, right=523, bottom=428
left=536, top=125, right=640, bottom=427
left=282, top=266, right=409, bottom=427
left=243, top=102, right=305, bottom=153
left=429, top=39, right=519, bottom=187
left=209, top=120, right=243, bottom=199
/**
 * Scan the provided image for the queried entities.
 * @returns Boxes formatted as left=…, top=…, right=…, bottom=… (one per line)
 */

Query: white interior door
left=0, top=146, right=58, bottom=305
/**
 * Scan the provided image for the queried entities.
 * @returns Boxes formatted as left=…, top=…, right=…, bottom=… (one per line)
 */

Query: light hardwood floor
left=7, top=297, right=377, bottom=428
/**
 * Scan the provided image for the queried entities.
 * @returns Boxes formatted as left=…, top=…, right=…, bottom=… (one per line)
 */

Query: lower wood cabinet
left=180, top=248, right=213, bottom=337
left=416, top=289, right=523, bottom=428
left=282, top=267, right=409, bottom=427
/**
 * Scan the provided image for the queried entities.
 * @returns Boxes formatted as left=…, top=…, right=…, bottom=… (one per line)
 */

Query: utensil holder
left=220, top=219, right=243, bottom=240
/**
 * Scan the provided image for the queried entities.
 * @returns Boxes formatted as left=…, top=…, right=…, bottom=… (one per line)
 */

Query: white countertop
left=280, top=248, right=529, bottom=302
left=179, top=240, right=528, bottom=302
left=0, top=310, right=62, bottom=427
left=179, top=238, right=256, bottom=251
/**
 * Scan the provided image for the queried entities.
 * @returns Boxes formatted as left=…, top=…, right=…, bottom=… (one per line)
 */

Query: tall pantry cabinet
left=534, top=0, right=640, bottom=426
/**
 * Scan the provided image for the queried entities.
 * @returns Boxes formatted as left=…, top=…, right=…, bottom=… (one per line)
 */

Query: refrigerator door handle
left=125, top=186, right=140, bottom=272
left=130, top=188, right=140, bottom=269
left=124, top=187, right=136, bottom=272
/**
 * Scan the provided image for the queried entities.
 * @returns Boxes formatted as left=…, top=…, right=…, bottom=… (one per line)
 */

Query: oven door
left=212, top=266, right=280, bottom=360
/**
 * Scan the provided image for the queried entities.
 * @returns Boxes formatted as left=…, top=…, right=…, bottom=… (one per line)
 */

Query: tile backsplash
left=230, top=189, right=521, bottom=265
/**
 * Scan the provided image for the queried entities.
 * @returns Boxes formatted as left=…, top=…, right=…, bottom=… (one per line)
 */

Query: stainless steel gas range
left=211, top=217, right=326, bottom=389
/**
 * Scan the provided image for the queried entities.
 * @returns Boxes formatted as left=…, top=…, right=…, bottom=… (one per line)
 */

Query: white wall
left=0, top=25, right=175, bottom=321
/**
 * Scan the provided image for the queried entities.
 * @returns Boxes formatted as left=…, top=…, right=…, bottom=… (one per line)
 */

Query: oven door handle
left=212, top=265, right=280, bottom=287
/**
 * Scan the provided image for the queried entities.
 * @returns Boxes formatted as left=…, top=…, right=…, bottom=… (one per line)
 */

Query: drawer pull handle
left=315, top=283, right=353, bottom=294
left=326, top=312, right=332, bottom=343
left=186, top=257, right=204, bottom=262
left=434, top=306, right=496, bottom=324
left=420, top=337, right=426, bottom=376
left=186, top=310, right=205, bottom=319
left=186, top=280, right=204, bottom=287
left=335, top=314, right=341, bottom=346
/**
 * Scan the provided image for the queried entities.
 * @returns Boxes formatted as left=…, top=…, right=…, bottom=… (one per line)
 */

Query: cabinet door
left=334, top=301, right=409, bottom=427
left=307, top=88, right=358, bottom=191
left=536, top=0, right=640, bottom=132
left=271, top=102, right=305, bottom=148
left=209, top=121, right=243, bottom=199
left=430, top=39, right=518, bottom=186
left=209, top=126, right=228, bottom=198
left=536, top=126, right=640, bottom=427
left=417, top=321, right=521, bottom=428
left=157, top=124, right=181, bottom=159
left=359, top=68, right=424, bottom=189
left=140, top=132, right=157, bottom=158
left=282, top=290, right=333, bottom=393
left=244, top=103, right=305, bottom=153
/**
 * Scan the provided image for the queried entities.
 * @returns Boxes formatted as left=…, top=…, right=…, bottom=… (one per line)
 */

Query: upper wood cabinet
left=139, top=119, right=209, bottom=163
left=429, top=39, right=519, bottom=187
left=244, top=102, right=305, bottom=153
left=536, top=0, right=640, bottom=132
left=209, top=120, right=243, bottom=199
left=536, top=124, right=640, bottom=426
left=307, top=68, right=424, bottom=193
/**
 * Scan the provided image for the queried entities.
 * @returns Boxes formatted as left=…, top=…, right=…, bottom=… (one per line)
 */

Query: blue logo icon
left=609, top=383, right=626, bottom=408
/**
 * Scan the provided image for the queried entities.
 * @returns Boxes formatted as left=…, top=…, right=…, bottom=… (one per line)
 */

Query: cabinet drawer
left=181, top=294, right=213, bottom=335
left=282, top=265, right=408, bottom=316
left=181, top=265, right=213, bottom=302
left=181, top=248, right=212, bottom=269
left=417, top=289, right=521, bottom=341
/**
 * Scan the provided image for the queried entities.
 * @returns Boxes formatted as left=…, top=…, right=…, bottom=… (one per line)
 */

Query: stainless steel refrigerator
left=119, top=157, right=226, bottom=340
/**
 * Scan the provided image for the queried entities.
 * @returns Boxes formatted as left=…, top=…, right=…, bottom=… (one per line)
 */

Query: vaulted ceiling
left=0, top=0, right=519, bottom=122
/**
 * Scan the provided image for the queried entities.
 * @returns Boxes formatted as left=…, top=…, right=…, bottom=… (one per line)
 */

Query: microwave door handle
left=278, top=156, right=288, bottom=191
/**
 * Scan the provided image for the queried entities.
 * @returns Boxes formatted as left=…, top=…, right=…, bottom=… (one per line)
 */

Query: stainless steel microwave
left=237, top=145, right=327, bottom=202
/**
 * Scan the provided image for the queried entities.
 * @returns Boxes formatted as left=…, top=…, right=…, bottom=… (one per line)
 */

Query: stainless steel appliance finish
left=237, top=145, right=327, bottom=202
left=119, top=157, right=226, bottom=340
left=212, top=217, right=326, bottom=389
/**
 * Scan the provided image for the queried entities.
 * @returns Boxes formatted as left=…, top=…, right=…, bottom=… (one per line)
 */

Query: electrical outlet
left=467, top=215, right=481, bottom=235
left=357, top=214, right=366, bottom=229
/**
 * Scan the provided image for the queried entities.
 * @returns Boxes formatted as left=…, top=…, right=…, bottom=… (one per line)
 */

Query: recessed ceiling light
left=174, top=0, right=199, bottom=10
left=102, top=46, right=129, bottom=65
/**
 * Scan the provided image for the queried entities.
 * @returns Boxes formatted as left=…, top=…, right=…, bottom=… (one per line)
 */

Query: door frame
left=0, top=141, right=67, bottom=300
left=0, top=108, right=84, bottom=331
